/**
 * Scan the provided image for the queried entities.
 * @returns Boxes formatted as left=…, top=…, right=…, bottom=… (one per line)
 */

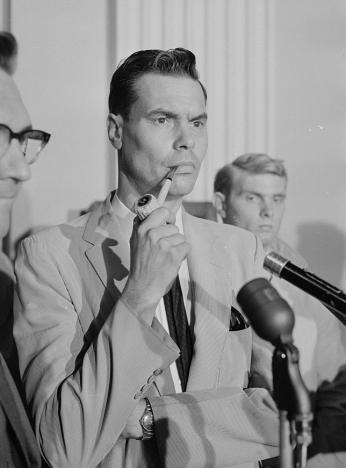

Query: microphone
left=264, top=251, right=346, bottom=323
left=237, top=278, right=313, bottom=467
left=237, top=277, right=295, bottom=345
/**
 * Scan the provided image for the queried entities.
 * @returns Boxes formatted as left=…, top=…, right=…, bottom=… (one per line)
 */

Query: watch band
left=139, top=398, right=154, bottom=440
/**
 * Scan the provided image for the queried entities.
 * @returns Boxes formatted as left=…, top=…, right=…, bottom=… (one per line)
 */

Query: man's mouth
left=0, top=184, right=19, bottom=199
left=169, top=161, right=195, bottom=174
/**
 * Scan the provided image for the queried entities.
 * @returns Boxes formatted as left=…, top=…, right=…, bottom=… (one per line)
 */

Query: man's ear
left=213, top=191, right=226, bottom=222
left=107, top=113, right=123, bottom=150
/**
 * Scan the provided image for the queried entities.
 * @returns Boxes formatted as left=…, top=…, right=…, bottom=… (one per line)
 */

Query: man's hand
left=121, top=399, right=146, bottom=440
left=122, top=207, right=189, bottom=321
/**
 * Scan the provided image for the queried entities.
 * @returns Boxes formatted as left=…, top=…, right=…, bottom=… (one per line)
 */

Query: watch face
left=141, top=412, right=153, bottom=429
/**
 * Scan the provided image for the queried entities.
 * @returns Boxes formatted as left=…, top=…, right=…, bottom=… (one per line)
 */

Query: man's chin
left=257, top=231, right=275, bottom=249
left=262, top=237, right=275, bottom=251
left=170, top=176, right=197, bottom=198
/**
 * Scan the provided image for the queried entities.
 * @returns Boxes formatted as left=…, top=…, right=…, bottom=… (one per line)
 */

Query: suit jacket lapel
left=182, top=211, right=234, bottom=391
left=82, top=194, right=131, bottom=302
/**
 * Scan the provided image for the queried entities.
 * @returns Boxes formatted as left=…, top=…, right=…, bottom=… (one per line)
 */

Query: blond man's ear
left=212, top=191, right=226, bottom=223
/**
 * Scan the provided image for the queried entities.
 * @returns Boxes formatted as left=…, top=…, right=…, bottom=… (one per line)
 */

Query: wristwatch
left=139, top=398, right=154, bottom=440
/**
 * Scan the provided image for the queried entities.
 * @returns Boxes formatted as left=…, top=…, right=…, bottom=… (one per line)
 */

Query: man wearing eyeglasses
left=0, top=68, right=50, bottom=467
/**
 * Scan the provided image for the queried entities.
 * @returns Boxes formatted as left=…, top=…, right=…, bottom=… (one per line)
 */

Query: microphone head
left=237, top=278, right=295, bottom=345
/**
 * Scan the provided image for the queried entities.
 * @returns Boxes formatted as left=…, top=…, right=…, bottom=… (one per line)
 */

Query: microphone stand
left=272, top=337, right=313, bottom=468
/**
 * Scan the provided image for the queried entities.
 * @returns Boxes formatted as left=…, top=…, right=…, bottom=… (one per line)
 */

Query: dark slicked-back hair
left=214, top=153, right=287, bottom=197
left=108, top=47, right=207, bottom=119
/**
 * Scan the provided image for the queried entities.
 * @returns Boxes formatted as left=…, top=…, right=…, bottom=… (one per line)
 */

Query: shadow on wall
left=296, top=222, right=346, bottom=289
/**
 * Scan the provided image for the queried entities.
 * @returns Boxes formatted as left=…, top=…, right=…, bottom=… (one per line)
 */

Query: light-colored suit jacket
left=14, top=194, right=279, bottom=468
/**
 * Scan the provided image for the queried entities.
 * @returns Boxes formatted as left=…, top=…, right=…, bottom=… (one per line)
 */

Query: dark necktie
left=163, top=276, right=193, bottom=392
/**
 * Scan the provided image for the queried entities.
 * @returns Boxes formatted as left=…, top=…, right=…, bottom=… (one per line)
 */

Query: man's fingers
left=146, top=224, right=179, bottom=243
left=156, top=235, right=189, bottom=254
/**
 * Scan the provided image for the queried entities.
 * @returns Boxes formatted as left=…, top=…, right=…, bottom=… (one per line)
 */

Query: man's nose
left=4, top=140, right=31, bottom=182
left=260, top=201, right=273, bottom=217
left=173, top=122, right=195, bottom=150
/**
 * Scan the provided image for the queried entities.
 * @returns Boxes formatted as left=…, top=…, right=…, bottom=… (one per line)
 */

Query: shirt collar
left=108, top=191, right=136, bottom=241
left=112, top=191, right=136, bottom=220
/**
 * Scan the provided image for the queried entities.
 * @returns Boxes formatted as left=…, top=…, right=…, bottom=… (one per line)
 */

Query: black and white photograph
left=0, top=1, right=345, bottom=467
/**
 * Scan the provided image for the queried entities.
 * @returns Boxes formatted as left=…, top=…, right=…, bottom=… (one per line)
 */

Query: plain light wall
left=2, top=0, right=345, bottom=288
left=9, top=0, right=110, bottom=251
left=272, top=0, right=346, bottom=287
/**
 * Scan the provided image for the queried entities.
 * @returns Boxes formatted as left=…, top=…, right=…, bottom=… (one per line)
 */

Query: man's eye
left=156, top=117, right=168, bottom=124
left=274, top=196, right=285, bottom=203
left=192, top=121, right=204, bottom=128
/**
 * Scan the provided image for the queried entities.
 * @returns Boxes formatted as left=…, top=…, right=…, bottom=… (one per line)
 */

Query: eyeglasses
left=0, top=123, right=51, bottom=164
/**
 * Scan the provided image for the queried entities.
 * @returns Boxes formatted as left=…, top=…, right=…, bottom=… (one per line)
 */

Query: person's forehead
left=133, top=72, right=206, bottom=111
left=0, top=71, right=31, bottom=130
left=234, top=171, right=287, bottom=195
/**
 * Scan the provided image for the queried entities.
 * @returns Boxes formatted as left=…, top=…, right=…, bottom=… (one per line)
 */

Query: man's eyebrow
left=241, top=190, right=264, bottom=199
left=0, top=124, right=32, bottom=132
left=22, top=125, right=33, bottom=132
left=242, top=190, right=259, bottom=195
left=147, top=110, right=208, bottom=121
left=242, top=190, right=286, bottom=198
left=147, top=109, right=177, bottom=118
left=189, top=112, right=208, bottom=122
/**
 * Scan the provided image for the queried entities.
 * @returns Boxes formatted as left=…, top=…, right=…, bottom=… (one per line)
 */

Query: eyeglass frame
left=0, top=123, right=51, bottom=163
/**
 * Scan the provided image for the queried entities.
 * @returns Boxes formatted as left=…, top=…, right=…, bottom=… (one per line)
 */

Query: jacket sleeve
left=150, top=387, right=279, bottom=468
left=14, top=234, right=179, bottom=468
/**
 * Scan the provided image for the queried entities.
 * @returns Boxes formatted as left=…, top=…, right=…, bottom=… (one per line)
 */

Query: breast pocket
left=217, top=328, right=252, bottom=389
